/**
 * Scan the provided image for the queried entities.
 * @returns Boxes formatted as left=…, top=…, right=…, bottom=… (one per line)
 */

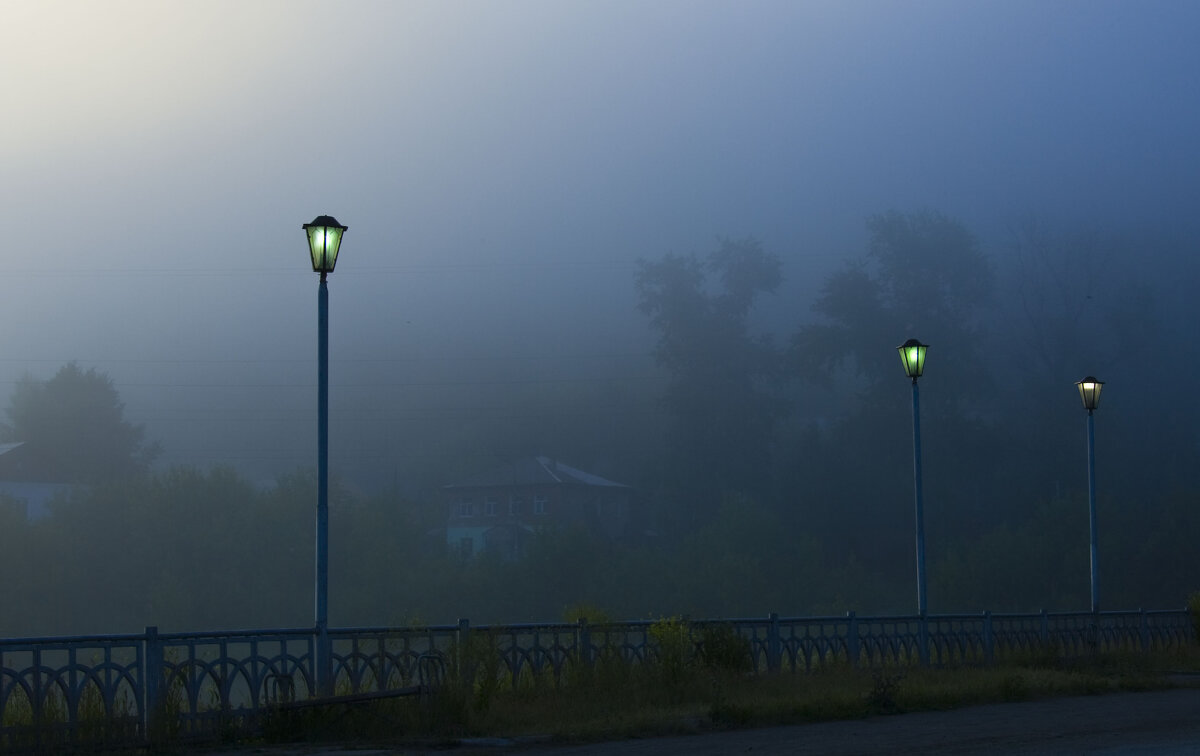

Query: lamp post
left=1076, top=376, right=1103, bottom=614
left=898, top=339, right=929, bottom=622
left=898, top=339, right=930, bottom=664
left=304, top=214, right=347, bottom=695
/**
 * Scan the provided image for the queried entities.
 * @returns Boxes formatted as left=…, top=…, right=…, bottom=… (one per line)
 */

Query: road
left=203, top=687, right=1200, bottom=755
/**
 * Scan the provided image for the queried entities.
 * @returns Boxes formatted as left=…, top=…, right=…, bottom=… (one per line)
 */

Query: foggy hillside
left=1, top=1, right=1199, bottom=634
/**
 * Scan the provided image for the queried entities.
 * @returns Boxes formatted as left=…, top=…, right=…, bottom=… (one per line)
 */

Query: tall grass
left=314, top=623, right=1200, bottom=747
left=0, top=679, right=138, bottom=752
left=5, top=619, right=1196, bottom=751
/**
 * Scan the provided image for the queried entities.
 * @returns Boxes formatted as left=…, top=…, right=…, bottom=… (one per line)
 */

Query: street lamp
left=1076, top=376, right=1103, bottom=613
left=898, top=339, right=929, bottom=623
left=897, top=339, right=930, bottom=664
left=304, top=214, right=347, bottom=695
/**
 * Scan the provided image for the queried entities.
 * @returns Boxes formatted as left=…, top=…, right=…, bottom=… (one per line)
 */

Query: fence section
left=0, top=608, right=1190, bottom=749
left=0, top=632, right=145, bottom=751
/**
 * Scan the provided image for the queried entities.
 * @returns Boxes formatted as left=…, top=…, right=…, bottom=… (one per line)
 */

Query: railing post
left=143, top=626, right=163, bottom=742
left=982, top=612, right=994, bottom=665
left=922, top=616, right=931, bottom=666
left=316, top=624, right=333, bottom=697
left=1140, top=608, right=1149, bottom=653
left=67, top=646, right=78, bottom=741
left=457, top=618, right=471, bottom=688
left=766, top=613, right=781, bottom=673
left=31, top=645, right=43, bottom=747
left=577, top=618, right=593, bottom=668
left=846, top=612, right=860, bottom=668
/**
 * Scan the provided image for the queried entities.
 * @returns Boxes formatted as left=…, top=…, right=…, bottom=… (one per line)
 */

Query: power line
left=0, top=351, right=658, bottom=366
left=0, top=260, right=645, bottom=277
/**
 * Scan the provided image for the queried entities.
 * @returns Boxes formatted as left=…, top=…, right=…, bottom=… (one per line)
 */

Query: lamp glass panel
left=899, top=343, right=927, bottom=378
left=308, top=225, right=342, bottom=272
left=307, top=227, right=322, bottom=269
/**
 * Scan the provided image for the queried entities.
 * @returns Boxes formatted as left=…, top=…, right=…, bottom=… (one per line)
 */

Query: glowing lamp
left=1076, top=376, right=1104, bottom=412
left=303, top=215, right=348, bottom=274
left=897, top=339, right=928, bottom=381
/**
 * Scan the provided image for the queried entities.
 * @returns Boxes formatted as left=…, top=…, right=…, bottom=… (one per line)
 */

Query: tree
left=636, top=237, right=786, bottom=527
left=1001, top=218, right=1155, bottom=388
left=783, top=211, right=998, bottom=567
left=1, top=363, right=159, bottom=483
left=991, top=218, right=1194, bottom=513
left=793, top=210, right=995, bottom=402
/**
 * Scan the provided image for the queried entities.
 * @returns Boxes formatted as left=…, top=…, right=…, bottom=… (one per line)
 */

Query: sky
left=3, top=0, right=1199, bottom=483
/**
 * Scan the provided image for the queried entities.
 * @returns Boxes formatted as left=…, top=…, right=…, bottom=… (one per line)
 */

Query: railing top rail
left=0, top=632, right=145, bottom=647
left=158, top=627, right=317, bottom=642
left=467, top=621, right=619, bottom=632
left=2, top=608, right=1185, bottom=649
left=1143, top=609, right=1190, bottom=616
left=328, top=624, right=465, bottom=635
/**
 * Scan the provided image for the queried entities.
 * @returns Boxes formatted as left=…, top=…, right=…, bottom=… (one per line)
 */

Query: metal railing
left=0, top=608, right=1190, bottom=749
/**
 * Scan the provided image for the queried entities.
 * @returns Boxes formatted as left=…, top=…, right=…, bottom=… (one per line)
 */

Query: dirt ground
left=202, top=687, right=1200, bottom=755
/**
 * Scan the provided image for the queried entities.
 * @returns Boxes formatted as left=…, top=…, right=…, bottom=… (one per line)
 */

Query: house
left=443, top=456, right=635, bottom=558
left=0, top=442, right=75, bottom=520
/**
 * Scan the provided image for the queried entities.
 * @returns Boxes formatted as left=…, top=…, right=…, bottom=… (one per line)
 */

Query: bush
left=562, top=603, right=612, bottom=624
left=1188, top=593, right=1200, bottom=643
left=696, top=623, right=753, bottom=674
left=648, top=616, right=695, bottom=689
left=455, top=629, right=505, bottom=717
left=866, top=670, right=904, bottom=714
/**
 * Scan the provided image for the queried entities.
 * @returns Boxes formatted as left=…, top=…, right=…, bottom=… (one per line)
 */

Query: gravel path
left=202, top=687, right=1200, bottom=755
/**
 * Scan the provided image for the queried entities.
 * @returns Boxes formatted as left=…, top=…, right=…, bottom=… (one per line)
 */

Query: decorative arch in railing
left=929, top=616, right=987, bottom=666
left=0, top=637, right=145, bottom=749
left=0, top=609, right=1189, bottom=749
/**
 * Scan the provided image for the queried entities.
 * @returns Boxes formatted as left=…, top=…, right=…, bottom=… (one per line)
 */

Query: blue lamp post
left=1076, top=376, right=1103, bottom=614
left=898, top=339, right=929, bottom=622
left=304, top=214, right=347, bottom=695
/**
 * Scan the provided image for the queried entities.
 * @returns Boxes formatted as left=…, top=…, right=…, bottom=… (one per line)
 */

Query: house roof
left=444, top=456, right=630, bottom=490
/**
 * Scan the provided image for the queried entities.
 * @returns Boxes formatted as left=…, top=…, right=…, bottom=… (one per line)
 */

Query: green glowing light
left=303, top=215, right=347, bottom=274
left=897, top=339, right=928, bottom=380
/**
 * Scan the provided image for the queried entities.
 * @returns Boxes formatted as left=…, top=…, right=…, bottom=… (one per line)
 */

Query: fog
left=3, top=1, right=1200, bottom=632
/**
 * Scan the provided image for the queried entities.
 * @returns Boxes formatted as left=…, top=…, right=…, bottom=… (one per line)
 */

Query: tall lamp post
left=898, top=339, right=929, bottom=623
left=304, top=214, right=347, bottom=695
left=1076, top=376, right=1103, bottom=614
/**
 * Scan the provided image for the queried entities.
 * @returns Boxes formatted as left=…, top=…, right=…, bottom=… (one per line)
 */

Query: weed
left=999, top=673, right=1030, bottom=701
left=648, top=616, right=694, bottom=692
left=708, top=700, right=753, bottom=727
left=465, top=630, right=505, bottom=715
left=866, top=670, right=904, bottom=714
left=1188, top=593, right=1200, bottom=643
left=563, top=603, right=612, bottom=624
left=697, top=623, right=753, bottom=674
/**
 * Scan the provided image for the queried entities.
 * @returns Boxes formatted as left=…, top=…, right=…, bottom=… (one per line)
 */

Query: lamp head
left=303, top=215, right=348, bottom=274
left=1076, top=376, right=1104, bottom=412
left=897, top=339, right=928, bottom=381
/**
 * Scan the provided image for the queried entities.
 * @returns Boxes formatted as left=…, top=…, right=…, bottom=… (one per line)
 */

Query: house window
left=485, top=497, right=497, bottom=516
left=509, top=495, right=523, bottom=516
left=534, top=495, right=548, bottom=515
left=456, top=499, right=473, bottom=517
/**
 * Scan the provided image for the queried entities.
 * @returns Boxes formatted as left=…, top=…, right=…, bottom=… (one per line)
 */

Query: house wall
left=444, top=482, right=633, bottom=556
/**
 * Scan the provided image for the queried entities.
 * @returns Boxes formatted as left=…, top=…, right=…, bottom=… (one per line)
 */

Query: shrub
left=696, top=623, right=753, bottom=674
left=562, top=603, right=612, bottom=624
left=1188, top=593, right=1200, bottom=643
left=648, top=616, right=695, bottom=689
left=454, top=629, right=505, bottom=717
left=866, top=670, right=904, bottom=714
